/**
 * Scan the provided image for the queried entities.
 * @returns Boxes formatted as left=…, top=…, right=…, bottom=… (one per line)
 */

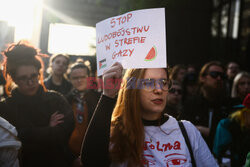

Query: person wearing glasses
left=81, top=62, right=218, bottom=167
left=66, top=59, right=100, bottom=166
left=0, top=41, right=75, bottom=167
left=180, top=61, right=233, bottom=151
left=165, top=80, right=183, bottom=119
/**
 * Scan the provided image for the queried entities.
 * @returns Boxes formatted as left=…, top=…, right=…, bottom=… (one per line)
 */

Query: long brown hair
left=1, top=41, right=47, bottom=96
left=110, top=68, right=146, bottom=166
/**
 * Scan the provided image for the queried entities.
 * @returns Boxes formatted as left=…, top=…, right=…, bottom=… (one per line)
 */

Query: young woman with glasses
left=0, top=41, right=75, bottom=167
left=81, top=62, right=218, bottom=167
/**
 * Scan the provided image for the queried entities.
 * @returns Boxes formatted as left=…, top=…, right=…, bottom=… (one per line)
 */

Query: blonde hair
left=231, top=72, right=250, bottom=98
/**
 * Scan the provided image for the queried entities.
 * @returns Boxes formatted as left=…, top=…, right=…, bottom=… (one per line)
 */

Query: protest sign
left=96, top=8, right=166, bottom=76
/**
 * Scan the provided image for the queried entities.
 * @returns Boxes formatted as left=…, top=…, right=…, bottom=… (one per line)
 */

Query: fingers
left=55, top=114, right=64, bottom=120
left=50, top=112, right=64, bottom=121
left=51, top=111, right=58, bottom=117
left=103, top=62, right=123, bottom=80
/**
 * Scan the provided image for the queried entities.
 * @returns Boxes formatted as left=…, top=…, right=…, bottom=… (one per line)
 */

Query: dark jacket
left=0, top=86, right=75, bottom=167
left=44, top=76, right=72, bottom=96
left=66, top=89, right=101, bottom=156
left=81, top=94, right=115, bottom=167
left=179, top=94, right=233, bottom=150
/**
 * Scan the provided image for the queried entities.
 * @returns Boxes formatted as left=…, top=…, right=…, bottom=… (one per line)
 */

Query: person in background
left=231, top=71, right=250, bottom=104
left=226, top=62, right=240, bottom=96
left=179, top=61, right=232, bottom=150
left=213, top=93, right=250, bottom=167
left=165, top=80, right=183, bottom=119
left=66, top=59, right=100, bottom=165
left=81, top=62, right=218, bottom=167
left=0, top=41, right=75, bottom=167
left=44, top=53, right=72, bottom=96
left=181, top=72, right=199, bottom=103
left=170, top=64, right=186, bottom=83
left=186, top=64, right=197, bottom=74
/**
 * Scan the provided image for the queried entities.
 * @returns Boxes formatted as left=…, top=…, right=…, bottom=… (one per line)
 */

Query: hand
left=102, top=62, right=123, bottom=98
left=49, top=111, right=64, bottom=127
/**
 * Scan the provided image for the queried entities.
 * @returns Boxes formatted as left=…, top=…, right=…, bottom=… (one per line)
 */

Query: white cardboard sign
left=96, top=8, right=166, bottom=76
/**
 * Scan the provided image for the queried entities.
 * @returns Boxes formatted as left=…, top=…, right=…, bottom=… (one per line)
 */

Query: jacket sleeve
left=213, top=118, right=232, bottom=157
left=17, top=93, right=75, bottom=147
left=80, top=94, right=116, bottom=167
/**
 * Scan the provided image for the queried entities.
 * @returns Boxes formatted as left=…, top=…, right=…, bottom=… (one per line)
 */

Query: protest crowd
left=0, top=40, right=249, bottom=167
left=0, top=7, right=250, bottom=167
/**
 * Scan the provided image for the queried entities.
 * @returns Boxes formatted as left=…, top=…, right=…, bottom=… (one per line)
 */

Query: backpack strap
left=178, top=121, right=197, bottom=167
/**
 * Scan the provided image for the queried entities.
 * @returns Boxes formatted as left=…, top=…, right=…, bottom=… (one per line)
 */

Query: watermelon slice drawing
left=145, top=46, right=157, bottom=61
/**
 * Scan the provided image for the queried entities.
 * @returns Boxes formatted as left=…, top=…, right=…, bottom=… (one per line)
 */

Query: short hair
left=47, top=54, right=70, bottom=74
left=67, top=59, right=90, bottom=78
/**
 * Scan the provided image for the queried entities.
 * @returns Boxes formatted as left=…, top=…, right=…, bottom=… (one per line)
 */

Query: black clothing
left=142, top=114, right=169, bottom=126
left=44, top=76, right=72, bottom=96
left=81, top=94, right=115, bottom=167
left=0, top=86, right=75, bottom=167
left=228, top=119, right=250, bottom=167
left=179, top=94, right=232, bottom=150
left=80, top=95, right=170, bottom=167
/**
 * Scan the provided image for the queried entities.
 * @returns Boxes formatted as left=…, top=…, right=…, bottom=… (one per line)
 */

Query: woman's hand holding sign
left=102, top=62, right=123, bottom=98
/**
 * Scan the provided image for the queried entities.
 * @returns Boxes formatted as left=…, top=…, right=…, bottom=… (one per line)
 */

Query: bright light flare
left=48, top=23, right=96, bottom=56
left=0, top=0, right=43, bottom=45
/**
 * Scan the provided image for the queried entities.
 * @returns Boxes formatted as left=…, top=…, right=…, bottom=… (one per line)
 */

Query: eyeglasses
left=71, top=76, right=87, bottom=81
left=207, top=71, right=226, bottom=80
left=168, top=88, right=182, bottom=95
left=140, top=78, right=170, bottom=91
left=16, top=73, right=39, bottom=84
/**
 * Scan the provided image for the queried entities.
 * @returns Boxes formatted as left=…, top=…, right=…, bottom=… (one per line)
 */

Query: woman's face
left=14, top=65, right=40, bottom=96
left=237, top=76, right=250, bottom=99
left=177, top=68, right=186, bottom=82
left=139, top=68, right=168, bottom=120
left=69, top=68, right=88, bottom=91
left=166, top=84, right=182, bottom=106
left=51, top=56, right=68, bottom=76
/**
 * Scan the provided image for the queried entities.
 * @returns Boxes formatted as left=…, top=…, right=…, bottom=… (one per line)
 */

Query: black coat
left=0, top=86, right=75, bottom=167
left=44, top=76, right=72, bottom=96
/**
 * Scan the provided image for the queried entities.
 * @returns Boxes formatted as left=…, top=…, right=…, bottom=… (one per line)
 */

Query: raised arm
left=81, top=62, right=123, bottom=167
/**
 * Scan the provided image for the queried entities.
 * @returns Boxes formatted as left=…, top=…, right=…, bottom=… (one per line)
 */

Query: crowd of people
left=0, top=41, right=249, bottom=167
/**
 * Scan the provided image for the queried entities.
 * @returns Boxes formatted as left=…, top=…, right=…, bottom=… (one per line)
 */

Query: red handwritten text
left=110, top=13, right=132, bottom=28
left=112, top=49, right=134, bottom=59
left=144, top=140, right=181, bottom=152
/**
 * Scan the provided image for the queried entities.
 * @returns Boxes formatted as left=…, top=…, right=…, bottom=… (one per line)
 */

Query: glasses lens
left=157, top=79, right=169, bottom=91
left=141, top=79, right=169, bottom=91
left=142, top=79, right=155, bottom=91
left=209, top=71, right=226, bottom=80
left=17, top=73, right=39, bottom=84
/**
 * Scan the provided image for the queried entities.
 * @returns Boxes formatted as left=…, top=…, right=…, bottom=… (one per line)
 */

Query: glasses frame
left=139, top=78, right=171, bottom=91
left=207, top=71, right=226, bottom=80
left=15, top=73, right=40, bottom=84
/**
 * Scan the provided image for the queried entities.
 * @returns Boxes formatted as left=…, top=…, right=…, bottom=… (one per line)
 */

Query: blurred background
left=0, top=0, right=249, bottom=72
